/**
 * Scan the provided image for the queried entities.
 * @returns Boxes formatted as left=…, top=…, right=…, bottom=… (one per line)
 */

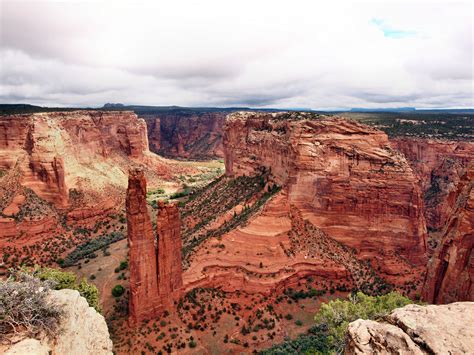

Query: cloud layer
left=0, top=0, right=472, bottom=109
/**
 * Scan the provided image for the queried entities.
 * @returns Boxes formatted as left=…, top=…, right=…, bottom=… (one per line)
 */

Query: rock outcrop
left=0, top=110, right=175, bottom=210
left=127, top=170, right=183, bottom=324
left=423, top=165, right=473, bottom=304
left=142, top=112, right=225, bottom=159
left=223, top=112, right=427, bottom=287
left=126, top=169, right=161, bottom=324
left=157, top=200, right=183, bottom=300
left=391, top=138, right=474, bottom=231
left=345, top=302, right=474, bottom=354
left=4, top=289, right=113, bottom=355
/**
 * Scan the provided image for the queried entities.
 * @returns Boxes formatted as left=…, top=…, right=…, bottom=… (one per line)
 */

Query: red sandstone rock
left=157, top=201, right=183, bottom=302
left=223, top=112, right=427, bottom=286
left=423, top=165, right=474, bottom=303
left=142, top=112, right=225, bottom=159
left=126, top=169, right=161, bottom=324
left=0, top=111, right=153, bottom=207
left=391, top=138, right=474, bottom=231
left=127, top=170, right=183, bottom=324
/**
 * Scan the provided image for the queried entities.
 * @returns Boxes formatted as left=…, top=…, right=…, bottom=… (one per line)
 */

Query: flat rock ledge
left=5, top=289, right=113, bottom=355
left=345, top=302, right=474, bottom=354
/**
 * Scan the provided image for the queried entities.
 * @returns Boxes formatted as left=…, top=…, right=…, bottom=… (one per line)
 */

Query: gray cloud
left=0, top=1, right=472, bottom=109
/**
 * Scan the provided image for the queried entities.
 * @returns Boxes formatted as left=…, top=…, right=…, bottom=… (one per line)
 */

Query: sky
left=0, top=0, right=472, bottom=109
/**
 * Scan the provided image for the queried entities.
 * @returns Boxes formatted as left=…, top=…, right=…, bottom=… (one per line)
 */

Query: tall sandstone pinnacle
left=126, top=169, right=183, bottom=324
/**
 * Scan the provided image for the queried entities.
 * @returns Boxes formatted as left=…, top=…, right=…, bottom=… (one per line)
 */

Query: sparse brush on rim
left=0, top=272, right=64, bottom=343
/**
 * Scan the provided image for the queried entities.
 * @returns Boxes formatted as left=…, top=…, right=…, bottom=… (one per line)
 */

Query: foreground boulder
left=5, top=289, right=113, bottom=355
left=345, top=302, right=474, bottom=354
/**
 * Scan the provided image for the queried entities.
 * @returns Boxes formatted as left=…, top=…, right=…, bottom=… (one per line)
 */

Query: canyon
left=141, top=112, right=225, bottom=159
left=0, top=111, right=196, bottom=268
left=1, top=108, right=472, bottom=354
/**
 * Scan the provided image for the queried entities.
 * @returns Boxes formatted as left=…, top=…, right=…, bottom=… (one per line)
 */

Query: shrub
left=189, top=340, right=197, bottom=348
left=295, top=320, right=303, bottom=326
left=0, top=274, right=63, bottom=341
left=112, top=284, right=125, bottom=297
left=26, top=267, right=101, bottom=312
left=314, top=291, right=413, bottom=351
left=284, top=313, right=293, bottom=320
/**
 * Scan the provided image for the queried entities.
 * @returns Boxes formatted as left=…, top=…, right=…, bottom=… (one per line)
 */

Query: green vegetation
left=22, top=267, right=101, bottom=312
left=261, top=291, right=413, bottom=354
left=112, top=285, right=125, bottom=297
left=344, top=112, right=474, bottom=140
left=62, top=231, right=125, bottom=267
left=180, top=171, right=280, bottom=261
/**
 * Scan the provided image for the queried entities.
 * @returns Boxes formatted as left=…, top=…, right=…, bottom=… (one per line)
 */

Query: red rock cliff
left=391, top=138, right=474, bottom=230
left=223, top=112, right=427, bottom=284
left=127, top=171, right=183, bottom=324
left=0, top=111, right=151, bottom=208
left=142, top=112, right=225, bottom=159
left=423, top=165, right=474, bottom=303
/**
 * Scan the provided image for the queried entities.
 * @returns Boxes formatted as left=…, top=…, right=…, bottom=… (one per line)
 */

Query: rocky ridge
left=345, top=302, right=474, bottom=354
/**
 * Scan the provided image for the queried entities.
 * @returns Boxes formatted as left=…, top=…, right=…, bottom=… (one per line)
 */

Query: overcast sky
left=0, top=0, right=472, bottom=109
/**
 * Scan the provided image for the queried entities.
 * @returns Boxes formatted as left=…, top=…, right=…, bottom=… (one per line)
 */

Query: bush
left=62, top=232, right=125, bottom=266
left=314, top=291, right=413, bottom=351
left=189, top=340, right=197, bottom=348
left=295, top=320, right=303, bottom=326
left=261, top=291, right=413, bottom=354
left=112, top=285, right=125, bottom=297
left=26, top=267, right=101, bottom=312
left=0, top=274, right=63, bottom=341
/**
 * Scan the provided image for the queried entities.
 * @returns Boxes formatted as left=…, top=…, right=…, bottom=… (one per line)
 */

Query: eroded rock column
left=157, top=201, right=183, bottom=301
left=126, top=168, right=161, bottom=324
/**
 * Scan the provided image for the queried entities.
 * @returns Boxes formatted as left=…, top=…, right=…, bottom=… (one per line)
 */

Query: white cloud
left=0, top=0, right=472, bottom=108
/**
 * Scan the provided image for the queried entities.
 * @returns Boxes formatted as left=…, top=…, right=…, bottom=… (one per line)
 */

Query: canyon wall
left=127, top=170, right=183, bottom=324
left=141, top=112, right=225, bottom=159
left=0, top=110, right=151, bottom=208
left=223, top=112, right=427, bottom=285
left=423, top=165, right=473, bottom=303
left=391, top=138, right=474, bottom=231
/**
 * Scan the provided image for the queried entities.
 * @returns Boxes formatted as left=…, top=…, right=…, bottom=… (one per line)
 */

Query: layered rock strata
left=391, top=138, right=474, bottom=230
left=345, top=302, right=474, bottom=354
left=222, top=112, right=427, bottom=286
left=423, top=165, right=473, bottom=303
left=127, top=169, right=183, bottom=324
left=142, top=112, right=225, bottom=159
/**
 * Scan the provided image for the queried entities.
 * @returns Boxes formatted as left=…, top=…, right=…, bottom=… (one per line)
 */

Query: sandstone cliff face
left=423, top=165, right=473, bottom=304
left=345, top=302, right=474, bottom=354
left=127, top=170, right=183, bottom=324
left=5, top=289, right=113, bottom=355
left=142, top=112, right=225, bottom=159
left=223, top=112, right=427, bottom=286
left=0, top=111, right=151, bottom=208
left=391, top=138, right=474, bottom=231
